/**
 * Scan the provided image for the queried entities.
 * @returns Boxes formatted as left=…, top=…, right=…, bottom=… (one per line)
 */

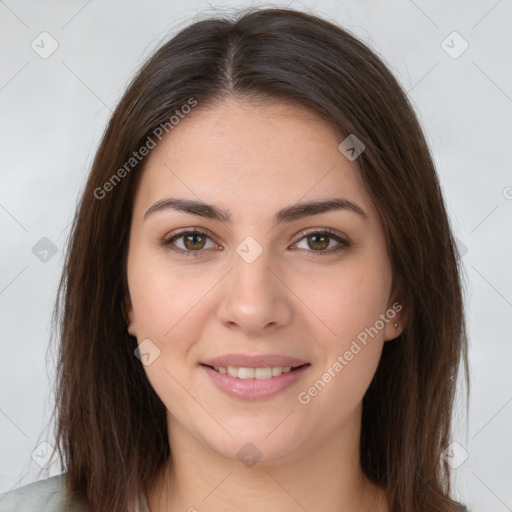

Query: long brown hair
left=48, top=6, right=469, bottom=511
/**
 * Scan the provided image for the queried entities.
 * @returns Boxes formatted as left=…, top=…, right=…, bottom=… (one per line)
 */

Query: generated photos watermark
left=297, top=301, right=403, bottom=405
left=94, top=97, right=198, bottom=200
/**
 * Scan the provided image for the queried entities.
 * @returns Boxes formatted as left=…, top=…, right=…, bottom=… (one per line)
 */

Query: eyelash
left=159, top=228, right=350, bottom=258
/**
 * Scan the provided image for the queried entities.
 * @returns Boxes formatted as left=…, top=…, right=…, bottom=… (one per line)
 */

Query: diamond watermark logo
left=31, top=441, right=56, bottom=468
left=454, top=236, right=468, bottom=258
left=134, top=338, right=161, bottom=366
left=441, top=441, right=469, bottom=469
left=236, top=236, right=263, bottom=264
left=237, top=442, right=262, bottom=468
left=338, top=134, right=365, bottom=161
left=441, top=31, right=469, bottom=59
left=32, top=237, right=58, bottom=263
left=31, top=31, right=59, bottom=59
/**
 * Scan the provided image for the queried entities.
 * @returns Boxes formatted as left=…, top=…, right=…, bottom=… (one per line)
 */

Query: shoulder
left=0, top=474, right=85, bottom=512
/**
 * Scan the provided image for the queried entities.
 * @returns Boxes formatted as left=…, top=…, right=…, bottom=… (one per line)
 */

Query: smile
left=201, top=363, right=311, bottom=400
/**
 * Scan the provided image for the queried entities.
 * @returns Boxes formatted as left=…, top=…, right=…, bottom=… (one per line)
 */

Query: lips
left=200, top=353, right=311, bottom=400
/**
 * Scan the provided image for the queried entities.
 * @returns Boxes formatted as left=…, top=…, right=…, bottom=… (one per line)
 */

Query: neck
left=146, top=413, right=388, bottom=512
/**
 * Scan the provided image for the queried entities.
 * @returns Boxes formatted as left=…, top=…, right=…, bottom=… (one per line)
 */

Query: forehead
left=133, top=98, right=377, bottom=223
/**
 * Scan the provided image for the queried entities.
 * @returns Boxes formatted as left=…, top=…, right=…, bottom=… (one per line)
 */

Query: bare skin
left=125, top=97, right=404, bottom=511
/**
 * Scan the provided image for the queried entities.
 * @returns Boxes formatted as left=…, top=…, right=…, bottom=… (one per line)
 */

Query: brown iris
left=307, top=234, right=330, bottom=251
left=183, top=233, right=207, bottom=250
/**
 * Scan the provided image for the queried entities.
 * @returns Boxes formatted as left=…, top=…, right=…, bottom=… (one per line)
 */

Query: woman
left=0, top=6, right=469, bottom=512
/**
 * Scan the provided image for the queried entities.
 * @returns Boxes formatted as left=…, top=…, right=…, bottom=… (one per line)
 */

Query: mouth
left=200, top=362, right=311, bottom=401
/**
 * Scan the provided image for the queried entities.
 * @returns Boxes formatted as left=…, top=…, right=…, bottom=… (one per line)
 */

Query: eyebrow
left=143, top=197, right=369, bottom=224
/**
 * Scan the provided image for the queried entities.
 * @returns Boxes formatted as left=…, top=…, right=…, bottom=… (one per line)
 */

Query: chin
left=198, top=418, right=311, bottom=467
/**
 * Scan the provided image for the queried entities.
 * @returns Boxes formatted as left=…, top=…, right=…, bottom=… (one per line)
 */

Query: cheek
left=294, top=263, right=390, bottom=417
left=129, top=247, right=203, bottom=331
left=300, top=262, right=391, bottom=347
left=127, top=250, right=214, bottom=371
left=128, top=259, right=210, bottom=415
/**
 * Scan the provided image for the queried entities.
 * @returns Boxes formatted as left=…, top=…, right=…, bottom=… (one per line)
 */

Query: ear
left=123, top=294, right=138, bottom=337
left=383, top=280, right=407, bottom=342
left=383, top=298, right=407, bottom=341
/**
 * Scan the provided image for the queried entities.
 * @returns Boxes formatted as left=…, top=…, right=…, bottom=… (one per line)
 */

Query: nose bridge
left=231, top=234, right=277, bottom=301
left=218, top=234, right=292, bottom=332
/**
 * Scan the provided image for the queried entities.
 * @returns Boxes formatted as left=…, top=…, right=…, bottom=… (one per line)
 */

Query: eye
left=293, top=229, right=350, bottom=255
left=160, top=228, right=218, bottom=257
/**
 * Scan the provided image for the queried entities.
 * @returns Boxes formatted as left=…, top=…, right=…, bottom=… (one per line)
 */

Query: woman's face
left=125, top=98, right=405, bottom=464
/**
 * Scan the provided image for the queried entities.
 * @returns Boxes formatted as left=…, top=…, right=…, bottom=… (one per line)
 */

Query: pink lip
left=201, top=353, right=309, bottom=368
left=201, top=364, right=311, bottom=401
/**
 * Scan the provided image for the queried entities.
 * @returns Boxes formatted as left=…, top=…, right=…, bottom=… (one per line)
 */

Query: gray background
left=1, top=0, right=511, bottom=510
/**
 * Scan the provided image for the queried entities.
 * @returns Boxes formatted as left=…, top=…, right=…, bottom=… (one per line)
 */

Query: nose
left=216, top=244, right=293, bottom=336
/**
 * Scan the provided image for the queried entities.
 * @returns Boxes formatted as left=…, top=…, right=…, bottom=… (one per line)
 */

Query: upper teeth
left=213, top=366, right=293, bottom=379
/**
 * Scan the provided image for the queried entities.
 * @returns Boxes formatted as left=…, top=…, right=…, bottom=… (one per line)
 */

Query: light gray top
left=0, top=474, right=150, bottom=512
